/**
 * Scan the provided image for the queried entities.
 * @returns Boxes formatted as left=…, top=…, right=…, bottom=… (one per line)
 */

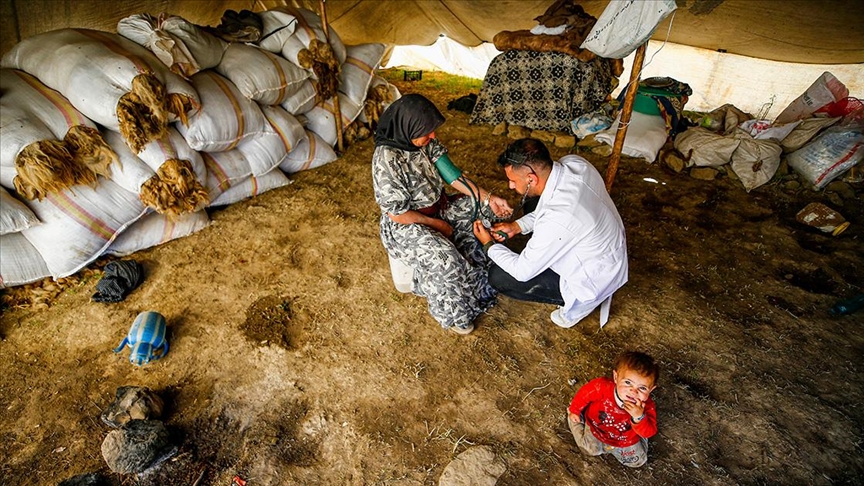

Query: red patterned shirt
left=568, top=377, right=657, bottom=447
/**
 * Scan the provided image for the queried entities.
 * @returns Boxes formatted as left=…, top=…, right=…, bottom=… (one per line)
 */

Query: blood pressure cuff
left=434, top=153, right=462, bottom=184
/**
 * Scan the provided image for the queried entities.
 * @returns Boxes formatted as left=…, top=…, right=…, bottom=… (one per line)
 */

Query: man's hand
left=472, top=220, right=493, bottom=244
left=491, top=221, right=521, bottom=242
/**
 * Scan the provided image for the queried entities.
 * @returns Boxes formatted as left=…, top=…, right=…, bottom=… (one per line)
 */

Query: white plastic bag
left=787, top=119, right=864, bottom=190
left=774, top=72, right=849, bottom=124
left=580, top=0, right=677, bottom=59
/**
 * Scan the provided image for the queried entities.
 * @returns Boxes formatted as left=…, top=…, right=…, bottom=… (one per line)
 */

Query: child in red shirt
left=567, top=351, right=659, bottom=468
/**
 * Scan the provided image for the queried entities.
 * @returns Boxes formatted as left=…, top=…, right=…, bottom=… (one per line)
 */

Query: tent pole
left=604, top=42, right=646, bottom=193
left=319, top=0, right=344, bottom=152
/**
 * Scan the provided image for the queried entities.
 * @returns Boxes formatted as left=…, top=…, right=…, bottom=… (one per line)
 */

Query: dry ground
left=1, top=74, right=863, bottom=486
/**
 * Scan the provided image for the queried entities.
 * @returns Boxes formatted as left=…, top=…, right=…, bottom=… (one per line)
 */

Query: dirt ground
left=1, top=75, right=863, bottom=486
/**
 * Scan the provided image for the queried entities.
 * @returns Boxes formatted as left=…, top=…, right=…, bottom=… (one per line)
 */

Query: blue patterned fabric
left=114, top=311, right=169, bottom=366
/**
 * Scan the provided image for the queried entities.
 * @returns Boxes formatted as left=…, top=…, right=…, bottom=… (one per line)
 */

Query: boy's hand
left=622, top=399, right=645, bottom=422
left=567, top=411, right=582, bottom=424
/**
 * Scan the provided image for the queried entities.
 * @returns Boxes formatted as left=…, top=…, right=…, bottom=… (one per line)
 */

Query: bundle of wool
left=297, top=38, right=341, bottom=103
left=139, top=159, right=208, bottom=219
left=13, top=140, right=94, bottom=200
left=363, top=83, right=395, bottom=129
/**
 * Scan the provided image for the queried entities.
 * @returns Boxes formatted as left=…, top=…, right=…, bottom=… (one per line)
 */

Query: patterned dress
left=372, top=139, right=496, bottom=329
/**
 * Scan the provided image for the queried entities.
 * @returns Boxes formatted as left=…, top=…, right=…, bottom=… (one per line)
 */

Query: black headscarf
left=374, top=94, right=446, bottom=152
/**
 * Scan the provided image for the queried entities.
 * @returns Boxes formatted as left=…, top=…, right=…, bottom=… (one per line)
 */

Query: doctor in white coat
left=473, top=138, right=628, bottom=328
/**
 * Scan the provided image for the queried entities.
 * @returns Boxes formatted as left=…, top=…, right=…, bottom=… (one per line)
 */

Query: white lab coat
left=488, top=155, right=628, bottom=324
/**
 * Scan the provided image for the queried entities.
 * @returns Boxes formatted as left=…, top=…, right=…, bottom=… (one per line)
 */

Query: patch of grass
left=378, top=68, right=482, bottom=95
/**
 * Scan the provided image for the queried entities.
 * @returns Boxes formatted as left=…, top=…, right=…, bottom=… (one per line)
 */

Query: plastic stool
left=388, top=254, right=413, bottom=293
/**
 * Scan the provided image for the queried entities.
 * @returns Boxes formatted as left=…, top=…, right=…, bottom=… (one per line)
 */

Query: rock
left=439, top=445, right=506, bottom=486
left=58, top=472, right=114, bottom=486
left=663, top=151, right=686, bottom=173
left=826, top=180, right=856, bottom=201
left=530, top=130, right=556, bottom=143
left=783, top=180, right=801, bottom=191
left=577, top=134, right=602, bottom=148
left=101, top=420, right=178, bottom=475
left=592, top=144, right=612, bottom=157
left=101, top=386, right=164, bottom=428
left=491, top=122, right=507, bottom=136
left=827, top=192, right=844, bottom=207
left=775, top=158, right=789, bottom=177
left=554, top=133, right=576, bottom=148
left=690, top=167, right=718, bottom=180
left=507, top=125, right=532, bottom=139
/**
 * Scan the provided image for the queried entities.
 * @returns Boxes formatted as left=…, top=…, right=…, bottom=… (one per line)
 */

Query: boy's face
left=613, top=367, right=656, bottom=405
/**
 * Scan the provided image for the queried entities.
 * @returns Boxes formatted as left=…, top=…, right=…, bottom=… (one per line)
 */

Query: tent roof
left=2, top=0, right=863, bottom=64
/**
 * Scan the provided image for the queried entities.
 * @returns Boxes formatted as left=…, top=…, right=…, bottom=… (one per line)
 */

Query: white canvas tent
left=2, top=0, right=861, bottom=119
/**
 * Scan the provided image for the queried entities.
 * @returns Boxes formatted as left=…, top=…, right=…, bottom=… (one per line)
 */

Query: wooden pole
left=319, top=0, right=344, bottom=153
left=604, top=42, right=647, bottom=193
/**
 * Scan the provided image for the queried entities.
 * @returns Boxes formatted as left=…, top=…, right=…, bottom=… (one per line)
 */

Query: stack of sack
left=673, top=72, right=861, bottom=192
left=0, top=8, right=401, bottom=289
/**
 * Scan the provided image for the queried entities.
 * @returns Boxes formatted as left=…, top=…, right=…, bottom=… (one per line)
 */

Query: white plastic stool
left=388, top=254, right=414, bottom=293
left=598, top=294, right=613, bottom=328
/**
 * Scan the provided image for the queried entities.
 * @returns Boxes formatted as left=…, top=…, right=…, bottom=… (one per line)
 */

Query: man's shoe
left=449, top=323, right=475, bottom=335
left=550, top=308, right=578, bottom=328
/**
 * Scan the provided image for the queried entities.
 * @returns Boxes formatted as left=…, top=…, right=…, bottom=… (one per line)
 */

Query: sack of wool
left=106, top=209, right=210, bottom=257
left=104, top=129, right=209, bottom=218
left=20, top=179, right=148, bottom=278
left=304, top=93, right=363, bottom=147
left=279, top=130, right=338, bottom=174
left=216, top=42, right=309, bottom=105
left=118, top=13, right=227, bottom=77
left=1, top=29, right=200, bottom=154
left=0, top=69, right=117, bottom=200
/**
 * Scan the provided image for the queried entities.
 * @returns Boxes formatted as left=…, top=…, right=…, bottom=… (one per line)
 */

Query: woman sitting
left=372, top=94, right=512, bottom=334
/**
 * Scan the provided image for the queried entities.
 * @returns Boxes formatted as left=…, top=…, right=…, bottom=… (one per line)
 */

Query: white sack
left=0, top=186, right=40, bottom=235
left=216, top=43, right=309, bottom=105
left=118, top=14, right=227, bottom=77
left=281, top=79, right=318, bottom=115
left=774, top=72, right=849, bottom=124
left=278, top=7, right=347, bottom=67
left=261, top=105, right=308, bottom=155
left=20, top=179, right=147, bottom=278
left=210, top=170, right=292, bottom=207
left=105, top=209, right=210, bottom=257
left=339, top=43, right=386, bottom=105
left=200, top=150, right=255, bottom=201
left=781, top=117, right=841, bottom=153
left=279, top=130, right=338, bottom=174
left=674, top=127, right=741, bottom=167
left=176, top=70, right=263, bottom=151
left=730, top=136, right=782, bottom=192
left=581, top=0, right=677, bottom=59
left=304, top=93, right=363, bottom=147
left=0, top=232, right=51, bottom=288
left=257, top=9, right=299, bottom=53
left=596, top=111, right=669, bottom=162
left=787, top=123, right=864, bottom=190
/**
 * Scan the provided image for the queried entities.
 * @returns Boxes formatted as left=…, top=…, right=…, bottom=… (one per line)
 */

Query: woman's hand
left=472, top=220, right=493, bottom=245
left=491, top=222, right=520, bottom=242
left=488, top=194, right=513, bottom=218
left=389, top=210, right=453, bottom=239
left=430, top=218, right=454, bottom=239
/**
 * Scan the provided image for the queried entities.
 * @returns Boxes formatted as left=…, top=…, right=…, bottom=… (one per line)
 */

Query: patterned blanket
left=470, top=50, right=617, bottom=133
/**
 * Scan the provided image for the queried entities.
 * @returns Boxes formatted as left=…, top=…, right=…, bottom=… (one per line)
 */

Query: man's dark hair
left=497, top=138, right=553, bottom=172
left=613, top=351, right=660, bottom=385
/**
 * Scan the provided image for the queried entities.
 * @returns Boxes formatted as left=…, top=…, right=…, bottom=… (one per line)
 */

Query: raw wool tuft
left=14, top=140, right=96, bottom=200
left=303, top=39, right=340, bottom=103
left=139, top=159, right=209, bottom=219
left=116, top=73, right=170, bottom=154
left=64, top=125, right=118, bottom=179
left=364, top=83, right=396, bottom=128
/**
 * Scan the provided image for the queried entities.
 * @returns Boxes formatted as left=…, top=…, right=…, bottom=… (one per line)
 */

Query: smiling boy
left=567, top=351, right=659, bottom=468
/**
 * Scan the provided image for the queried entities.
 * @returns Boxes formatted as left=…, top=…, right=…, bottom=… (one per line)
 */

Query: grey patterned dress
left=372, top=138, right=497, bottom=330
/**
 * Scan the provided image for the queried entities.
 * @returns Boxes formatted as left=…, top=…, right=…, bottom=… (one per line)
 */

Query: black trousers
left=488, top=263, right=564, bottom=306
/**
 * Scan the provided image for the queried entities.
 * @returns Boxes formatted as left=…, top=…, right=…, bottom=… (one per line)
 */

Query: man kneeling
left=472, top=138, right=628, bottom=328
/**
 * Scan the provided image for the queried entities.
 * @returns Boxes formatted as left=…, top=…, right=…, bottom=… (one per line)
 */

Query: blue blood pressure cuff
left=434, top=153, right=462, bottom=184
